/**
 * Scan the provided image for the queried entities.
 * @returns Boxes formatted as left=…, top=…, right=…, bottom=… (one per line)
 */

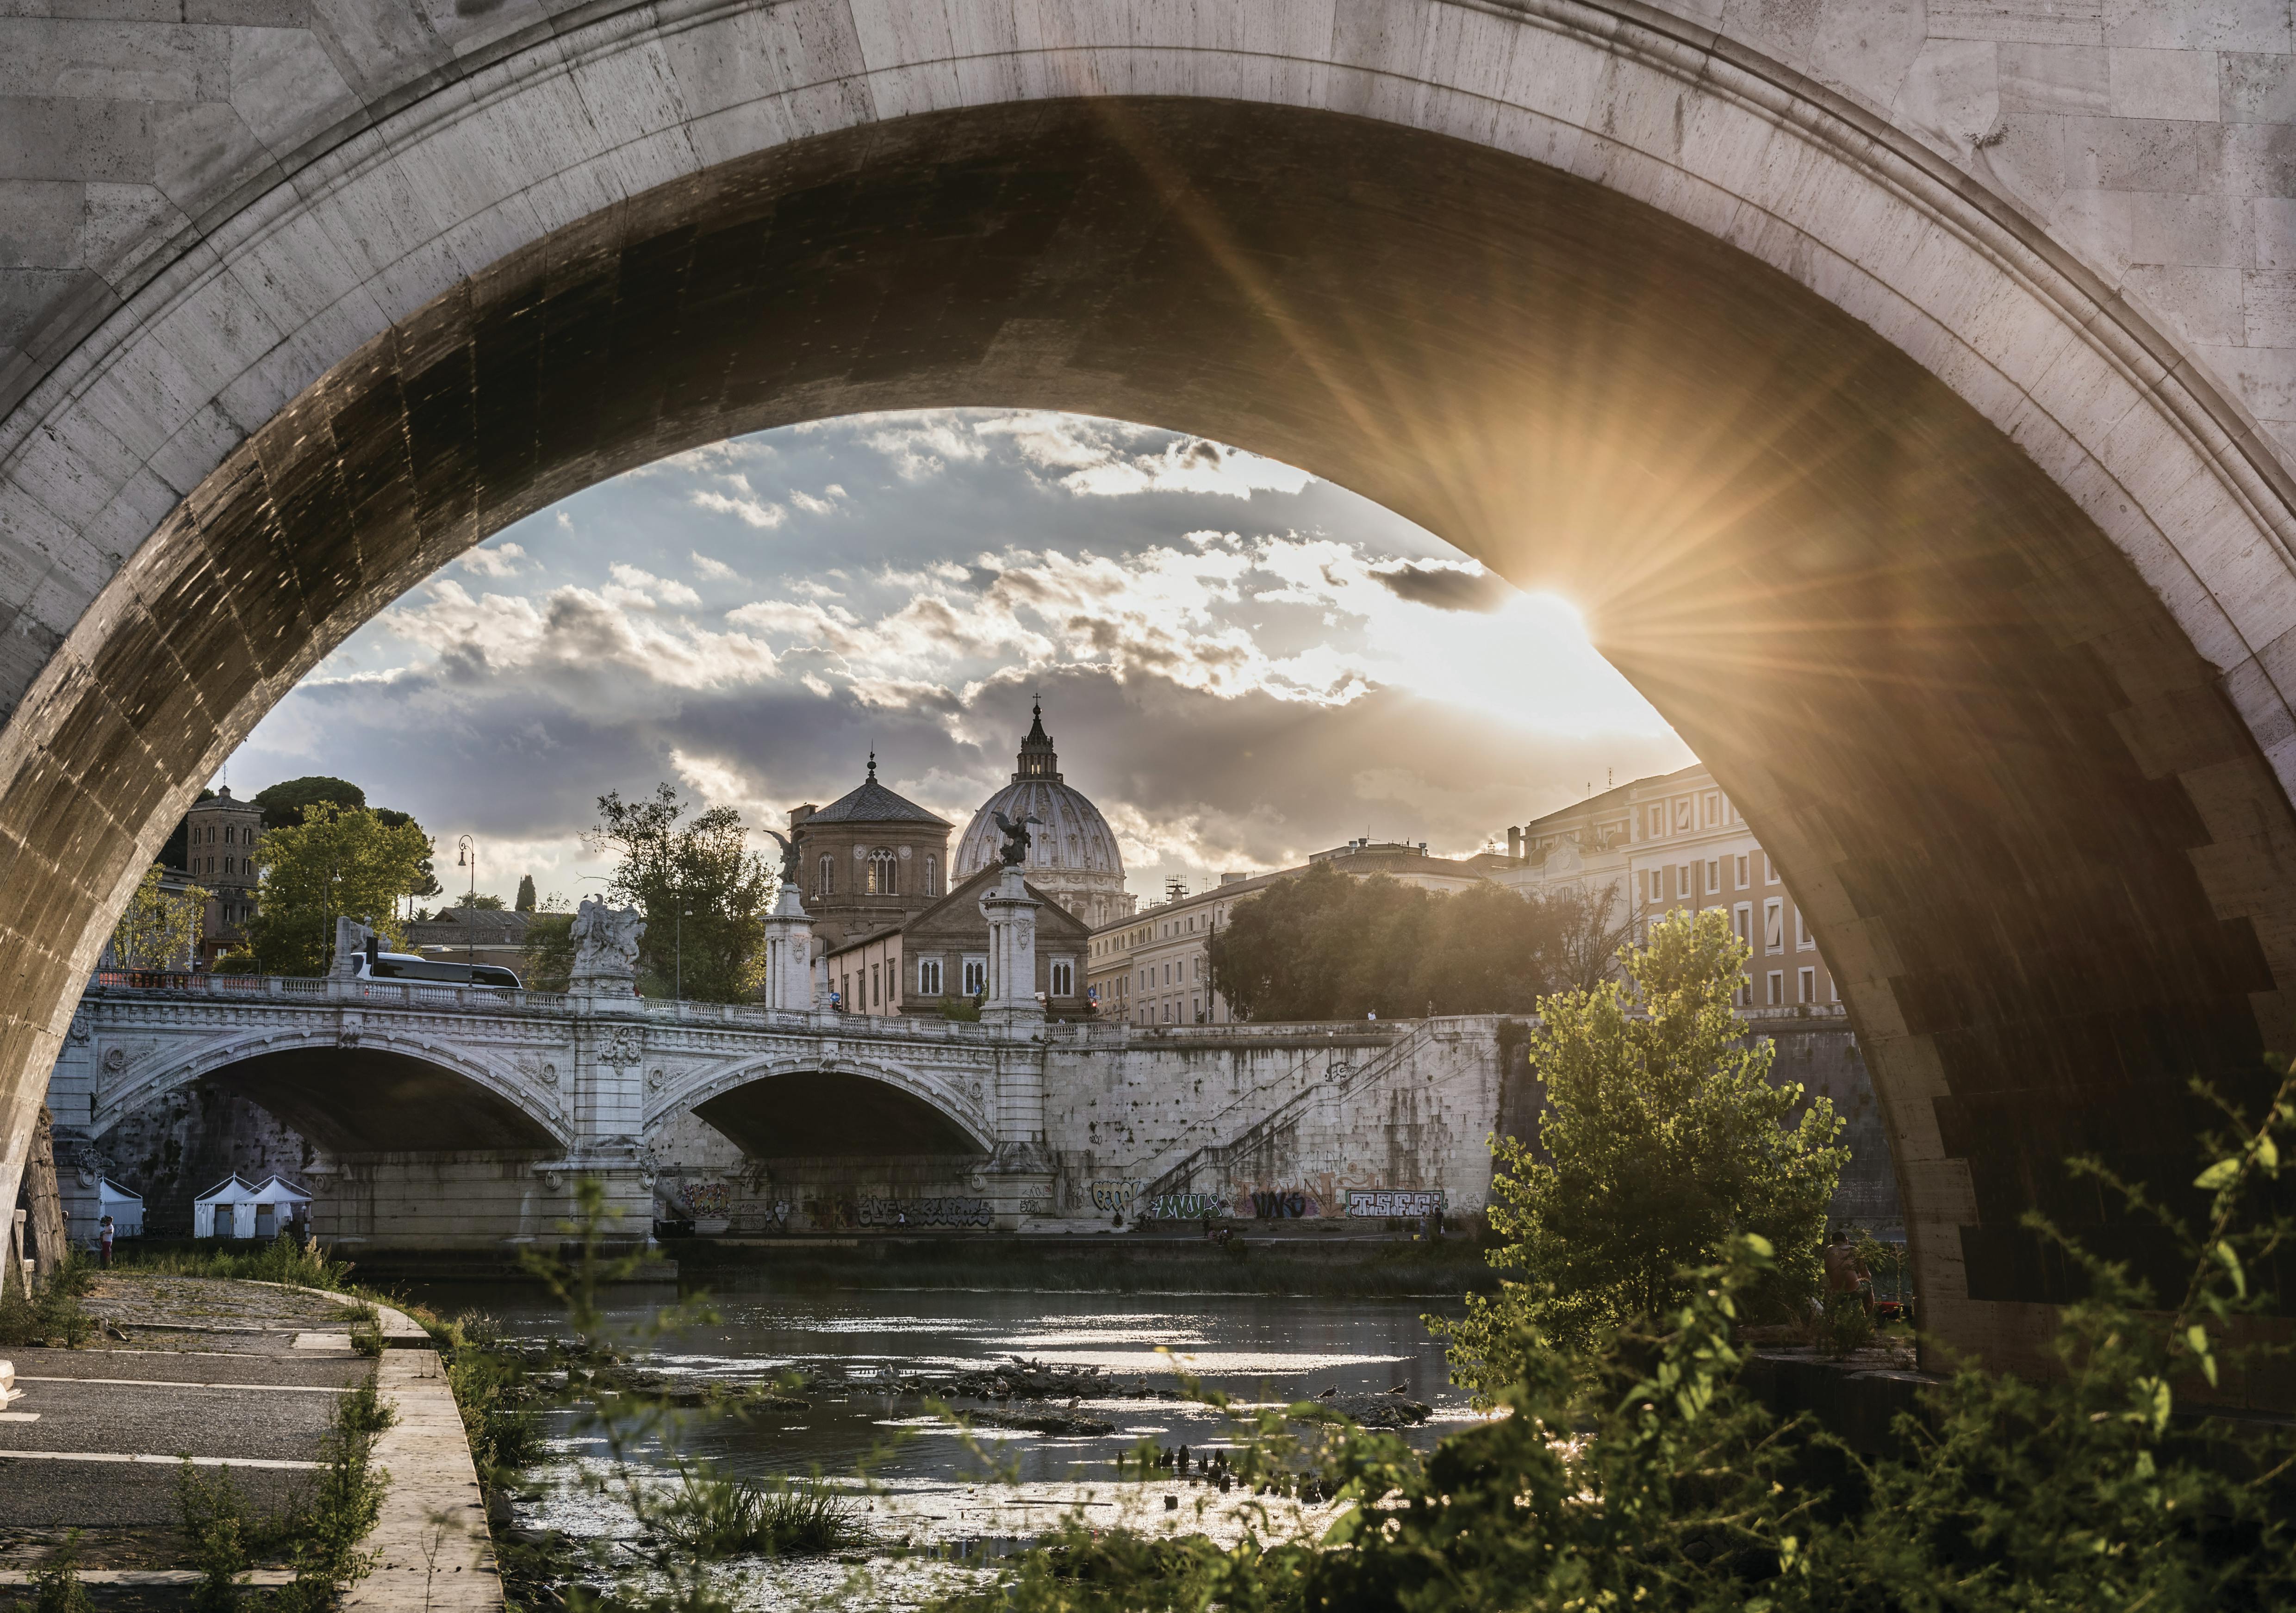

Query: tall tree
left=254, top=775, right=365, bottom=831
left=110, top=865, right=212, bottom=971
left=1440, top=907, right=1846, bottom=1391
left=588, top=784, right=775, bottom=1002
left=372, top=807, right=441, bottom=909
left=515, top=875, right=537, bottom=912
left=1206, top=867, right=1627, bottom=1021
left=244, top=803, right=431, bottom=975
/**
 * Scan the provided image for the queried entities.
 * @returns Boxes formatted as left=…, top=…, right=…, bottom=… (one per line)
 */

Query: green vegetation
left=516, top=874, right=538, bottom=911
left=113, top=1230, right=353, bottom=1288
left=179, top=1377, right=394, bottom=1613
left=110, top=863, right=213, bottom=970
left=14, top=1531, right=93, bottom=1613
left=653, top=1469, right=862, bottom=1558
left=0, top=1248, right=95, bottom=1348
left=1205, top=863, right=1633, bottom=1020
left=520, top=909, right=576, bottom=992
left=246, top=802, right=434, bottom=974
left=589, top=784, right=777, bottom=1001
left=252, top=776, right=366, bottom=831
left=1440, top=909, right=1845, bottom=1390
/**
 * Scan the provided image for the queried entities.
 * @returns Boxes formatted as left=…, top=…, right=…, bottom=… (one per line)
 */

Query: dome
left=955, top=702, right=1138, bottom=930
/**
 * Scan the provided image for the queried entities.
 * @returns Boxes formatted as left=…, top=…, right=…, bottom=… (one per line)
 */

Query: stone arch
left=0, top=2, right=2290, bottom=1384
left=667, top=1055, right=994, bottom=1158
left=98, top=1026, right=568, bottom=1156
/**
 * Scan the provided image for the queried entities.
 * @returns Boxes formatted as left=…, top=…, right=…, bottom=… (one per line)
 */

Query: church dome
left=955, top=702, right=1137, bottom=929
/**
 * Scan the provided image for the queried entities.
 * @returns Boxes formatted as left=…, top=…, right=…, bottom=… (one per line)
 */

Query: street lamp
left=455, top=835, right=475, bottom=963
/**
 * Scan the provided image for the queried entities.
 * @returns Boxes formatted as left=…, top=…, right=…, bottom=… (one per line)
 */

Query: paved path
left=0, top=1276, right=502, bottom=1613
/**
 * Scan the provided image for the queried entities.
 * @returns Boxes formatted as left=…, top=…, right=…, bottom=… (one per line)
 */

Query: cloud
left=1368, top=558, right=1514, bottom=613
left=691, top=490, right=785, bottom=528
left=607, top=564, right=702, bottom=608
left=460, top=542, right=527, bottom=578
left=236, top=407, right=1682, bottom=909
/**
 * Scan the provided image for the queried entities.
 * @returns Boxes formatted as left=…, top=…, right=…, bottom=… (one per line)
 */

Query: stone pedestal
left=978, top=868, right=1044, bottom=1032
left=761, top=887, right=815, bottom=1011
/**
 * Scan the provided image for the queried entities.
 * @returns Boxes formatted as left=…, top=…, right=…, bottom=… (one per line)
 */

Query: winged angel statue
left=993, top=808, right=1042, bottom=867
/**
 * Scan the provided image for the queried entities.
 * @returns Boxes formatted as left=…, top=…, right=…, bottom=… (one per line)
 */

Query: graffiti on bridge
left=1142, top=1191, right=1229, bottom=1219
left=857, top=1195, right=994, bottom=1228
left=1088, top=1179, right=1143, bottom=1212
left=1249, top=1189, right=1321, bottom=1219
left=1345, top=1188, right=1444, bottom=1218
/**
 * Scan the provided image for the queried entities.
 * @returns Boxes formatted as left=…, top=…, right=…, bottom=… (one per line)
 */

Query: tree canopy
left=110, top=865, right=211, bottom=970
left=254, top=775, right=365, bottom=831
left=244, top=802, right=432, bottom=975
left=589, top=784, right=776, bottom=1002
left=1204, top=865, right=1633, bottom=1021
left=1441, top=907, right=1846, bottom=1388
left=515, top=875, right=537, bottom=912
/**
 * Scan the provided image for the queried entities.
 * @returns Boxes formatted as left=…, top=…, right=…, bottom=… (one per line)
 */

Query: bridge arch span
left=101, top=1029, right=568, bottom=1158
left=665, top=1056, right=993, bottom=1159
left=0, top=2, right=2290, bottom=1380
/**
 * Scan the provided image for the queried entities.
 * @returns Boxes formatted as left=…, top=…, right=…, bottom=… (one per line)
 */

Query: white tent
left=195, top=1174, right=314, bottom=1240
left=192, top=1174, right=255, bottom=1239
left=242, top=1176, right=313, bottom=1242
left=91, top=1178, right=143, bottom=1241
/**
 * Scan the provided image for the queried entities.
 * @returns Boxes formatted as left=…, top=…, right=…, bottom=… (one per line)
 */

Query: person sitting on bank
left=1823, top=1223, right=1873, bottom=1316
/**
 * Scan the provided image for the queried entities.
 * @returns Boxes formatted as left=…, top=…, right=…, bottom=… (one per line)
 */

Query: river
left=409, top=1281, right=1485, bottom=1608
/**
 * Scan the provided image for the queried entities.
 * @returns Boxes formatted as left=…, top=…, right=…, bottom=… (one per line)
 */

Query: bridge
left=44, top=960, right=1515, bottom=1248
left=3, top=0, right=2296, bottom=1394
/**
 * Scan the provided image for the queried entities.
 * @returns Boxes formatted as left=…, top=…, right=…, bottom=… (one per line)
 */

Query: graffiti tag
left=857, top=1196, right=993, bottom=1228
left=1089, top=1179, right=1143, bottom=1212
left=1249, top=1189, right=1320, bottom=1219
left=1143, top=1191, right=1228, bottom=1220
left=681, top=1181, right=733, bottom=1217
left=1345, top=1189, right=1445, bottom=1218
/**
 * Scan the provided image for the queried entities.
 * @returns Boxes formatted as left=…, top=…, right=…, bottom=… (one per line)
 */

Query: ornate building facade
left=953, top=703, right=1136, bottom=930
left=786, top=757, right=954, bottom=955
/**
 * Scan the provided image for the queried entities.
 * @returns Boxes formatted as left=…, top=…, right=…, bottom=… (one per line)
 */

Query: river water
left=411, top=1281, right=1484, bottom=1607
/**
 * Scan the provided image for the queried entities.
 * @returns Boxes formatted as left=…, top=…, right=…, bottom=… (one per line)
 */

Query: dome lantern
left=954, top=699, right=1138, bottom=929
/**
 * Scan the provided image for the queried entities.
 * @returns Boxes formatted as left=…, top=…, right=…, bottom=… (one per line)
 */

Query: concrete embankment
left=0, top=1275, right=499, bottom=1613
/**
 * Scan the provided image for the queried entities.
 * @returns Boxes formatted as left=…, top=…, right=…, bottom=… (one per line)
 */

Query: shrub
left=653, top=1469, right=861, bottom=1558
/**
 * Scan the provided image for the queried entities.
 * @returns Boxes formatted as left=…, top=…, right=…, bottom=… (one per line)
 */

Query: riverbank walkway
left=0, top=1274, right=498, bottom=1612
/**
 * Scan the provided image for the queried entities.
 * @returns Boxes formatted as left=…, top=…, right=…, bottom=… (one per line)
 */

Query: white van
left=353, top=938, right=521, bottom=991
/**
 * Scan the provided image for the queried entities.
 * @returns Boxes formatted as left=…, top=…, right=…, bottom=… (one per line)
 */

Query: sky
left=224, top=409, right=1692, bottom=909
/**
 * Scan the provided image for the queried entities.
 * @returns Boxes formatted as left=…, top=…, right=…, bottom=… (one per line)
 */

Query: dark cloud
left=1369, top=560, right=1515, bottom=613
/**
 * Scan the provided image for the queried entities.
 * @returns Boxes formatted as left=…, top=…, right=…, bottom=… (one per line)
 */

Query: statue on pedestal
left=569, top=898, right=645, bottom=994
left=992, top=808, right=1042, bottom=867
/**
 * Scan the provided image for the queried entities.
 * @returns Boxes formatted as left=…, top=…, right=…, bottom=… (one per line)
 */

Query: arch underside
left=694, top=1071, right=987, bottom=1158
left=6, top=93, right=2294, bottom=1377
left=193, top=1048, right=559, bottom=1156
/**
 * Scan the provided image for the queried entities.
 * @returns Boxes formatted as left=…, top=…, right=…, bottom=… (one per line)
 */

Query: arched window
left=926, top=855, right=939, bottom=895
left=867, top=849, right=898, bottom=895
left=817, top=855, right=834, bottom=897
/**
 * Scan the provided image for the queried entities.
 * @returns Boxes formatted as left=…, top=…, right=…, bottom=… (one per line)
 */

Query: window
left=1763, top=899, right=1783, bottom=953
left=1674, top=797, right=1692, bottom=831
left=1647, top=804, right=1664, bottom=837
left=1703, top=791, right=1720, bottom=826
left=867, top=849, right=898, bottom=895
left=962, top=957, right=988, bottom=995
left=1767, top=970, right=1784, bottom=1006
left=1164, top=962, right=1172, bottom=985
left=1796, top=907, right=1815, bottom=949
left=1678, top=863, right=1691, bottom=899
left=1733, top=903, right=1751, bottom=943
left=1766, top=855, right=1780, bottom=884
left=1735, top=854, right=1749, bottom=888
left=1798, top=967, right=1815, bottom=1003
left=1736, top=980, right=1751, bottom=1008
left=918, top=958, right=943, bottom=995
left=817, top=855, right=834, bottom=897
left=1705, top=858, right=1720, bottom=894
left=871, top=963, right=881, bottom=1006
left=926, top=854, right=939, bottom=895
left=1051, top=958, right=1075, bottom=996
left=1162, top=1001, right=1171, bottom=1023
